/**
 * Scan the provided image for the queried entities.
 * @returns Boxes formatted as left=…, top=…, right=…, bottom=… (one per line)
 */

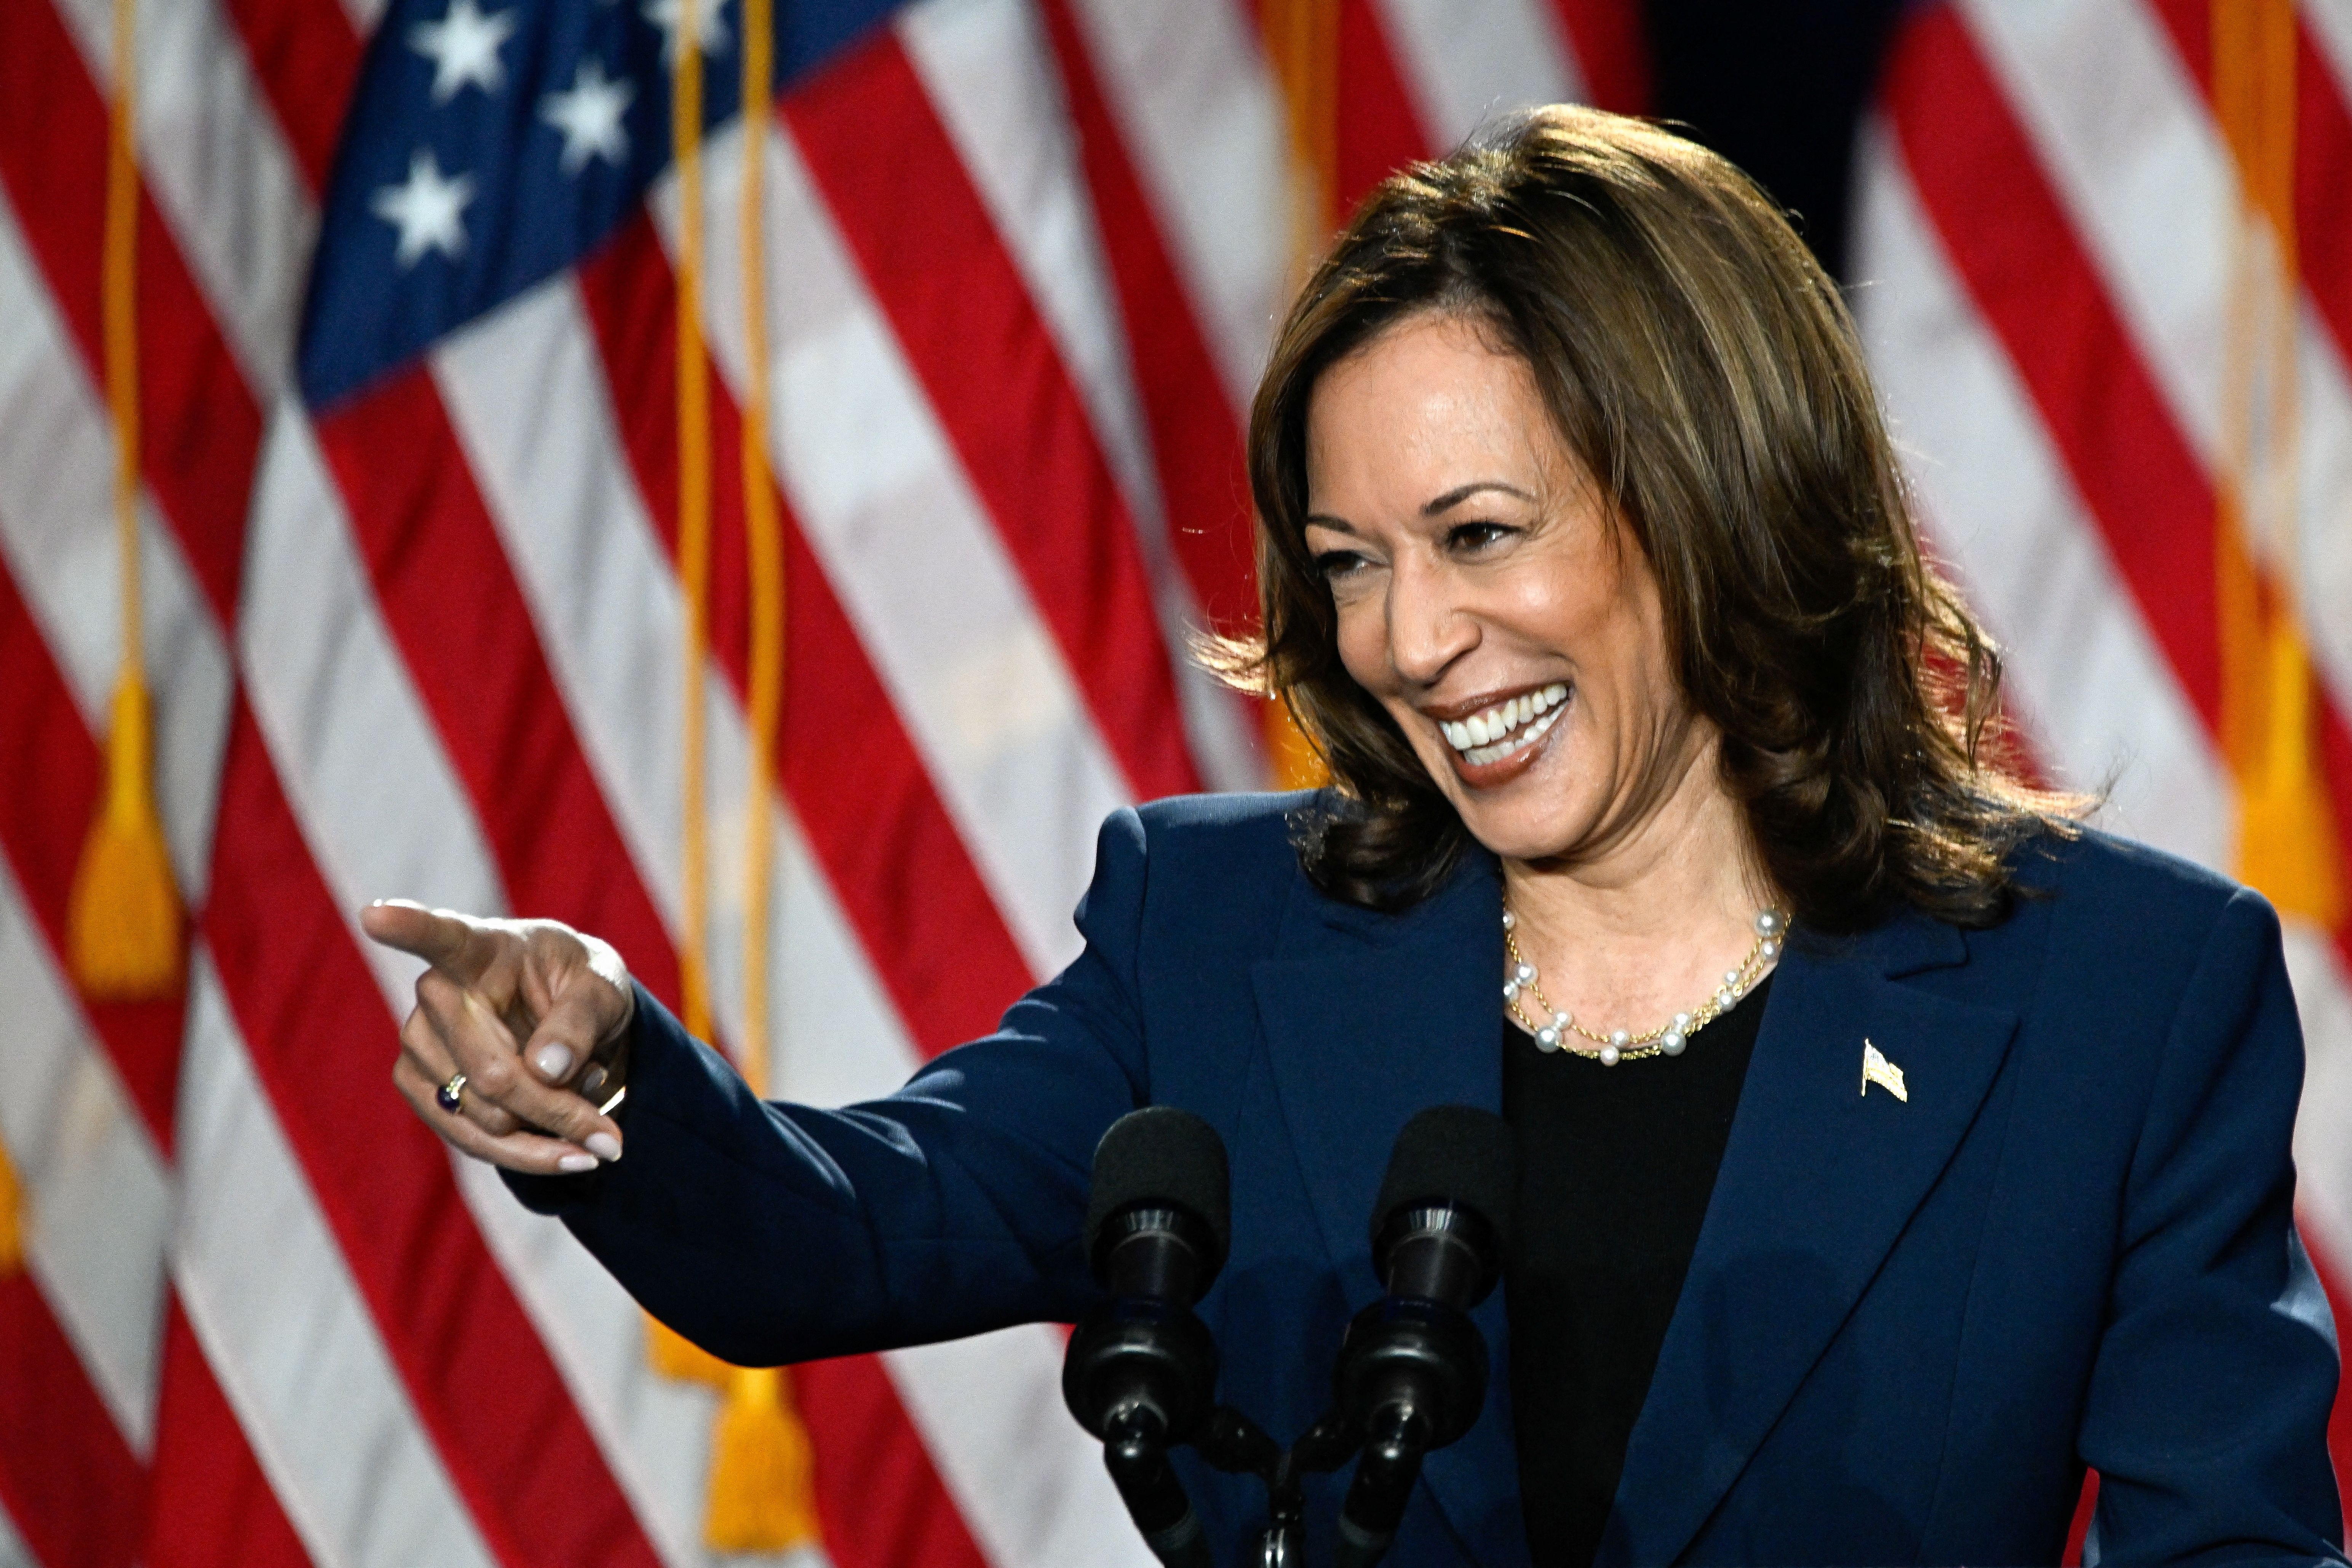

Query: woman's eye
left=1313, top=549, right=1369, bottom=580
left=1447, top=521, right=1514, bottom=553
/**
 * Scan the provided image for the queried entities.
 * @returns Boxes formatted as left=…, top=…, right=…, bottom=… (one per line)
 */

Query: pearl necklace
left=1502, top=906, right=1786, bottom=1066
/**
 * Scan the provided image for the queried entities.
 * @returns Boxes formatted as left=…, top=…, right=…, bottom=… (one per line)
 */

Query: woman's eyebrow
left=1303, top=513, right=1362, bottom=535
left=1423, top=480, right=1535, bottom=516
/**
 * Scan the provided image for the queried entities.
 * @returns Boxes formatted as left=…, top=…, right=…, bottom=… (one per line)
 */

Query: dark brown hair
left=1214, top=105, right=2073, bottom=930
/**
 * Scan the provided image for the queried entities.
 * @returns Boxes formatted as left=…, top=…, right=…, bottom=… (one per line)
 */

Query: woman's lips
left=1433, top=682, right=1569, bottom=788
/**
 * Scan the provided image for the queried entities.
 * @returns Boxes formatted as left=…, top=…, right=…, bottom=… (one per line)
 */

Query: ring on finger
left=436, top=1071, right=468, bottom=1114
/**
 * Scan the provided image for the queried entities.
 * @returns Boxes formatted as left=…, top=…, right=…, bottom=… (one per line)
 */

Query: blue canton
left=300, top=0, right=907, bottom=411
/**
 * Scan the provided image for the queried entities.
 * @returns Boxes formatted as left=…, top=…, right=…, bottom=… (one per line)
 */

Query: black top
left=1501, top=976, right=1771, bottom=1567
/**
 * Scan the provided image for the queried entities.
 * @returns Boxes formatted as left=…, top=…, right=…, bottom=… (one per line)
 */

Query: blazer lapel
left=1601, top=914, right=2019, bottom=1565
left=1251, top=855, right=1534, bottom=1568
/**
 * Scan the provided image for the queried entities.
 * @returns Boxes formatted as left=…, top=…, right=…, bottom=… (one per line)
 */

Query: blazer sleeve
left=499, top=808, right=1159, bottom=1366
left=2077, top=887, right=2346, bottom=1565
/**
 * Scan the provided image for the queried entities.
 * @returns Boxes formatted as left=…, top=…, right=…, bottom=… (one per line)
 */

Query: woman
left=371, top=107, right=2343, bottom=1565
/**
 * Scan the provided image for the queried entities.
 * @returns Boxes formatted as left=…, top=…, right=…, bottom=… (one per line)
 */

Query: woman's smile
left=1428, top=681, right=1571, bottom=782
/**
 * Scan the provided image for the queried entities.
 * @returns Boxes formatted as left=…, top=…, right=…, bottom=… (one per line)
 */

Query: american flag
left=0, top=1, right=2344, bottom=1566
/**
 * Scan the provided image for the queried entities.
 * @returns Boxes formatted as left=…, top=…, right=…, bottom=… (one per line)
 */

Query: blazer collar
left=1250, top=851, right=1533, bottom=1568
left=1599, top=908, right=2018, bottom=1565
left=1250, top=865, right=2014, bottom=1568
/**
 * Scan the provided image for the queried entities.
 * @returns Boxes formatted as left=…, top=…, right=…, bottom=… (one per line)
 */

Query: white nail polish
left=534, top=1043, right=575, bottom=1079
left=585, top=1132, right=622, bottom=1163
left=557, top=1153, right=597, bottom=1174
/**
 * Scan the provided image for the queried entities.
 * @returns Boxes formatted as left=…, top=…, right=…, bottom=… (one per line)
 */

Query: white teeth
left=1435, top=683, right=1571, bottom=761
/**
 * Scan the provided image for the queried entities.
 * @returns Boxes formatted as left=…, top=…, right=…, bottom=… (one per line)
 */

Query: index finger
left=362, top=899, right=479, bottom=970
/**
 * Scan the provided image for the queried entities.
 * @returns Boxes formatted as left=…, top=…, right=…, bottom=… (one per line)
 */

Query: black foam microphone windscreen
left=1085, top=1105, right=1232, bottom=1294
left=1369, top=1106, right=1516, bottom=1305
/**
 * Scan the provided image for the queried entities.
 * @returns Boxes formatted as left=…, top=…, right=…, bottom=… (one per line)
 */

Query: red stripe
left=1037, top=0, right=1262, bottom=639
left=783, top=34, right=1206, bottom=802
left=308, top=372, right=688, bottom=1017
left=217, top=0, right=365, bottom=196
left=0, top=0, right=260, bottom=627
left=146, top=1298, right=315, bottom=1568
left=1884, top=5, right=2223, bottom=729
left=575, top=216, right=1035, bottom=1051
left=571, top=221, right=1008, bottom=1566
left=0, top=1272, right=146, bottom=1568
left=796, top=1357, right=991, bottom=1568
left=203, top=702, right=663, bottom=1568
left=1545, top=0, right=1651, bottom=113
left=0, top=553, right=184, bottom=1149
left=1337, top=0, right=1435, bottom=213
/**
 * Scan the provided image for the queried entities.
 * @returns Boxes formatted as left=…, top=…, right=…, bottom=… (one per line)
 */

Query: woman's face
left=1302, top=311, right=1713, bottom=868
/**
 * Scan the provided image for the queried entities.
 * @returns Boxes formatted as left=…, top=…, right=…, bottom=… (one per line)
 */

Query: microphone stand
left=1190, top=1403, right=1360, bottom=1568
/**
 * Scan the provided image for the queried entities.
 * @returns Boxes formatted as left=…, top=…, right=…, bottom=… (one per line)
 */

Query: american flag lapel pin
left=1861, top=1038, right=1908, bottom=1102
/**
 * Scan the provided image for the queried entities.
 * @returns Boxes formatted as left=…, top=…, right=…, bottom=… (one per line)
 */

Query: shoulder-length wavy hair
left=1212, top=105, right=2073, bottom=930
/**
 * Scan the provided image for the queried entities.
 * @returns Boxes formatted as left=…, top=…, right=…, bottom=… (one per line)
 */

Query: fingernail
left=557, top=1152, right=598, bottom=1174
left=585, top=1132, right=622, bottom=1163
left=533, top=1043, right=574, bottom=1079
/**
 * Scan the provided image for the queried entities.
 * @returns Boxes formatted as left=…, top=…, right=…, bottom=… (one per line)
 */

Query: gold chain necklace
left=1502, top=906, right=1786, bottom=1066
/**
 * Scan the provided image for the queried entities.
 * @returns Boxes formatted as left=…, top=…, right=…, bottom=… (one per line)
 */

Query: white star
left=642, top=0, right=729, bottom=65
left=540, top=58, right=635, bottom=174
left=371, top=148, right=476, bottom=267
left=408, top=0, right=517, bottom=104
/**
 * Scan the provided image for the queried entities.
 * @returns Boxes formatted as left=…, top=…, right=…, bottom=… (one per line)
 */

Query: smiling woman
left=372, top=105, right=2345, bottom=1568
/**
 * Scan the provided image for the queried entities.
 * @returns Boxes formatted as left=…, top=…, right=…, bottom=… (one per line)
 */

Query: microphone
left=1062, top=1107, right=1231, bottom=1568
left=1331, top=1106, right=1518, bottom=1568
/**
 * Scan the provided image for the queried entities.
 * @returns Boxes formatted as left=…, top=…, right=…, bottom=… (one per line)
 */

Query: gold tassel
left=68, top=0, right=183, bottom=1001
left=69, top=673, right=184, bottom=996
left=2235, top=622, right=2343, bottom=927
left=646, top=1312, right=734, bottom=1389
left=2213, top=0, right=2342, bottom=925
left=704, top=1365, right=821, bottom=1552
left=651, top=0, right=822, bottom=1550
left=0, top=1135, right=26, bottom=1277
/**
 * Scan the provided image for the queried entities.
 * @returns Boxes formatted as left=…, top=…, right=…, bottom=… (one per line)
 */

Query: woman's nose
left=1385, top=558, right=1476, bottom=685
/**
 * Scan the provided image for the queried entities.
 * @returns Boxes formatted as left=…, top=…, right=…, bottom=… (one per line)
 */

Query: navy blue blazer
left=512, top=791, right=2345, bottom=1565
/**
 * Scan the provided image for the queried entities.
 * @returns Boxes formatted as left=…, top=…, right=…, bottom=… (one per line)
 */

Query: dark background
left=1644, top=0, right=1913, bottom=280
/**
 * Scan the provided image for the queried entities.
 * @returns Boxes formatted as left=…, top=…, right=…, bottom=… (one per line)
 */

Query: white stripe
left=895, top=0, right=1265, bottom=793
left=2285, top=922, right=2352, bottom=1263
left=0, top=1496, right=32, bottom=1568
left=0, top=857, right=168, bottom=1458
left=1372, top=0, right=1588, bottom=149
left=1851, top=123, right=2232, bottom=867
left=1958, top=0, right=2352, bottom=757
left=432, top=270, right=1141, bottom=1566
left=46, top=0, right=315, bottom=393
left=0, top=191, right=230, bottom=900
left=1064, top=0, right=1287, bottom=419
left=654, top=119, right=1132, bottom=974
left=175, top=949, right=500, bottom=1568
left=239, top=398, right=507, bottom=1012
left=886, top=1331, right=1156, bottom=1568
